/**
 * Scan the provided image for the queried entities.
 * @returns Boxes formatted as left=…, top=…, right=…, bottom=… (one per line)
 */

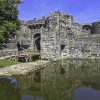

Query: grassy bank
left=0, top=59, right=20, bottom=68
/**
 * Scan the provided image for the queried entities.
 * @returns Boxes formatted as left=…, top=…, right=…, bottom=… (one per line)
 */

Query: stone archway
left=82, top=25, right=93, bottom=34
left=33, top=33, right=41, bottom=51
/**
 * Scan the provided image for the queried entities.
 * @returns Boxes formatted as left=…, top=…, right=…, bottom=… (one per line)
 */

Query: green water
left=1, top=60, right=100, bottom=100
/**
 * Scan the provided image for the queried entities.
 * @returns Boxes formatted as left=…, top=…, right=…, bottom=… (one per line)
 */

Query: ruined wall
left=14, top=10, right=100, bottom=59
left=38, top=11, right=100, bottom=59
left=41, top=27, right=61, bottom=59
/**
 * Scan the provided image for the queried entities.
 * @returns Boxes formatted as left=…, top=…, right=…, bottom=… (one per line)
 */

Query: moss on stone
left=0, top=59, right=20, bottom=68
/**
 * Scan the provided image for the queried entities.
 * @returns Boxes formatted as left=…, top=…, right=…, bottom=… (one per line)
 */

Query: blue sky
left=18, top=0, right=100, bottom=23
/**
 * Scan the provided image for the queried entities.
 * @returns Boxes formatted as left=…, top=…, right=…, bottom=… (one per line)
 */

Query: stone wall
left=14, top=10, right=100, bottom=59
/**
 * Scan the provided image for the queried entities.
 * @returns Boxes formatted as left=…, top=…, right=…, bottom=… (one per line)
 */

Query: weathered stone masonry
left=16, top=10, right=100, bottom=59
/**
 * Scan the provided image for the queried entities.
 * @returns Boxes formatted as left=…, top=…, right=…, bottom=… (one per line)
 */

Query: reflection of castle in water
left=15, top=60, right=100, bottom=100
left=16, top=70, right=41, bottom=97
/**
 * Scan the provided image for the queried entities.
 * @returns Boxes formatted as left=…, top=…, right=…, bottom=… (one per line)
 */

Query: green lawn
left=0, top=59, right=20, bottom=68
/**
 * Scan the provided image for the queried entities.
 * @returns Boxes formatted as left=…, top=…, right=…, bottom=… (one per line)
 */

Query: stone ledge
left=0, top=60, right=50, bottom=77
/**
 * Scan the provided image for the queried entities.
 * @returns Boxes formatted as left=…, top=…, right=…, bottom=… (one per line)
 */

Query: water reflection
left=0, top=60, right=100, bottom=100
left=73, top=88, right=100, bottom=100
left=0, top=78, right=21, bottom=100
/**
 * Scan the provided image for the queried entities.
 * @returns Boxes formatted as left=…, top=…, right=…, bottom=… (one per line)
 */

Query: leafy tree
left=0, top=0, right=21, bottom=49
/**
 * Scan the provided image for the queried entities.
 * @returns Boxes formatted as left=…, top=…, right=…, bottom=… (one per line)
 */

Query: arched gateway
left=82, top=25, right=93, bottom=34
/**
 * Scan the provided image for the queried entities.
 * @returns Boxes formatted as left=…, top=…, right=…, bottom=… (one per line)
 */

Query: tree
left=0, top=0, right=21, bottom=49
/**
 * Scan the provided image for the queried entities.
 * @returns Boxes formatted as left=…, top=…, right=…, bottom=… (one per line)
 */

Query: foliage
left=0, top=59, right=20, bottom=68
left=0, top=0, right=21, bottom=49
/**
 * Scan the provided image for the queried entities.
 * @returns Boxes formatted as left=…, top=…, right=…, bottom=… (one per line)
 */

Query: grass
left=0, top=59, right=20, bottom=68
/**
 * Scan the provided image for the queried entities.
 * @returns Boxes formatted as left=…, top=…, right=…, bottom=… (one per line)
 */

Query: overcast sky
left=18, top=0, right=100, bottom=23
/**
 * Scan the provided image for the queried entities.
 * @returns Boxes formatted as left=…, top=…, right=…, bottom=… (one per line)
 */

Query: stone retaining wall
left=0, top=60, right=50, bottom=77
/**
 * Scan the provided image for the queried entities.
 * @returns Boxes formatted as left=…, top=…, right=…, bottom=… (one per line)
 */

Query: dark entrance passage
left=60, top=44, right=65, bottom=51
left=33, top=33, right=41, bottom=52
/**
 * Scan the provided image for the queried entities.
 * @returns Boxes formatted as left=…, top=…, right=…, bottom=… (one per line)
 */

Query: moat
left=0, top=59, right=100, bottom=100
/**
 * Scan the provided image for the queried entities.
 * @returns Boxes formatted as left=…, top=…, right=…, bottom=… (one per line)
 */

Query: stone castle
left=15, top=10, right=100, bottom=59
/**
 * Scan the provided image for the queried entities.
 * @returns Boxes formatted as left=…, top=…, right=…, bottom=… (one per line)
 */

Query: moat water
left=0, top=59, right=100, bottom=100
